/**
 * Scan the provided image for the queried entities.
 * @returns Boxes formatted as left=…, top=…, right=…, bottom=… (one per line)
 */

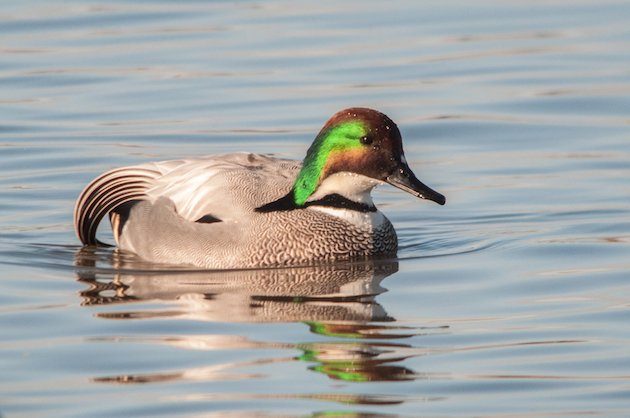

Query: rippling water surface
left=2, top=1, right=630, bottom=417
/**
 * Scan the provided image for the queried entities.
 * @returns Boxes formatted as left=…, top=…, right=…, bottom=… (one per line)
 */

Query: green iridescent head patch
left=293, top=120, right=367, bottom=205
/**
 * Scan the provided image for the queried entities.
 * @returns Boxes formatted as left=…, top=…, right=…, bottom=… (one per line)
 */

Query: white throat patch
left=307, top=172, right=382, bottom=206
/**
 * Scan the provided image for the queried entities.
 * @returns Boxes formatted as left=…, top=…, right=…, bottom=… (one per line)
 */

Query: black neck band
left=305, top=193, right=376, bottom=212
left=255, top=192, right=376, bottom=213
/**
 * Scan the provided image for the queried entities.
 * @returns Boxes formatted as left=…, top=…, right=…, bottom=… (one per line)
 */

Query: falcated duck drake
left=74, top=107, right=445, bottom=269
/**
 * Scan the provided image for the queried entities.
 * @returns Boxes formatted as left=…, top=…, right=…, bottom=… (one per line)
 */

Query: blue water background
left=1, top=1, right=630, bottom=417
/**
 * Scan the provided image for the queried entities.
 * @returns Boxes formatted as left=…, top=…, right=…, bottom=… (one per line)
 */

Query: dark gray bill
left=386, top=164, right=446, bottom=205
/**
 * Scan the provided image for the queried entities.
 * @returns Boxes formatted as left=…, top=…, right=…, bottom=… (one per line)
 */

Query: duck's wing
left=145, top=153, right=300, bottom=222
left=74, top=163, right=164, bottom=245
left=74, top=153, right=300, bottom=245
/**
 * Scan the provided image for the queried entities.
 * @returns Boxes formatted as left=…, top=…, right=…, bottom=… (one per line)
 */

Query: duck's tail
left=74, top=166, right=162, bottom=245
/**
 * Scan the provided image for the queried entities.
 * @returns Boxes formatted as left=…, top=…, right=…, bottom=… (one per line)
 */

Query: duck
left=74, top=107, right=445, bottom=269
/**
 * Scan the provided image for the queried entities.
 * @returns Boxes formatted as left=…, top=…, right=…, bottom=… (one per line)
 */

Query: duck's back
left=145, top=153, right=301, bottom=222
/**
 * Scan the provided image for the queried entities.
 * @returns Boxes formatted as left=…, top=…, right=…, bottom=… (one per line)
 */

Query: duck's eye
left=360, top=135, right=373, bottom=145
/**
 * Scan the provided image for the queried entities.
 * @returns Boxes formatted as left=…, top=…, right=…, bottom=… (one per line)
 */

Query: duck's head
left=292, top=107, right=446, bottom=207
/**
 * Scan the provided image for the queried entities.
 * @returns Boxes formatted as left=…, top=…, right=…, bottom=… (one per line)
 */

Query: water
left=1, top=0, right=630, bottom=416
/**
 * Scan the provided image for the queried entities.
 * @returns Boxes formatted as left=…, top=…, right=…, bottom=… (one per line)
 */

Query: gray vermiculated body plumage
left=79, top=153, right=397, bottom=269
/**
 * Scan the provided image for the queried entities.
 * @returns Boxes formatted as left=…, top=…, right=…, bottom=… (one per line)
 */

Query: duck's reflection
left=76, top=247, right=396, bottom=323
left=75, top=248, right=446, bottom=387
